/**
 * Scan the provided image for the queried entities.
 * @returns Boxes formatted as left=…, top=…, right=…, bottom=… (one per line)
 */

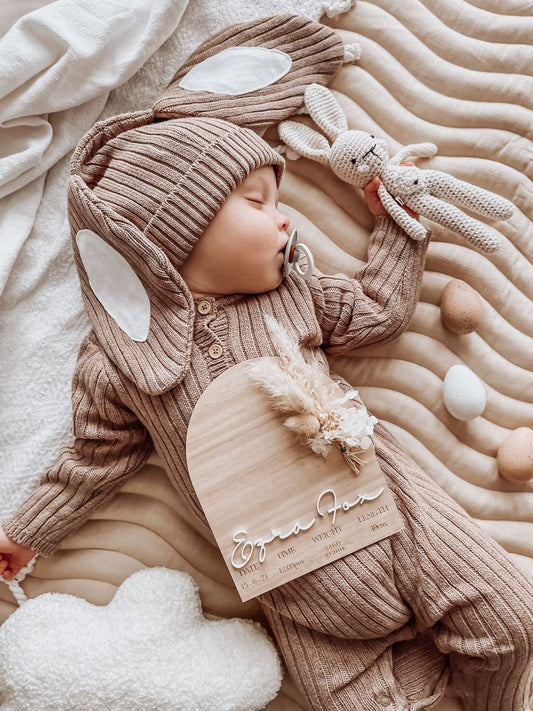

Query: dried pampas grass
left=246, top=315, right=378, bottom=475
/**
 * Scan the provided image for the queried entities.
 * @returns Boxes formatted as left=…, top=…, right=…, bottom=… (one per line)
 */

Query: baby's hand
left=363, top=162, right=420, bottom=219
left=0, top=525, right=36, bottom=580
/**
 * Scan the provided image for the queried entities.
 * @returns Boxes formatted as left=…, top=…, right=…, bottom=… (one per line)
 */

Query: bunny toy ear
left=153, top=14, right=345, bottom=133
left=278, top=121, right=331, bottom=165
left=304, top=83, right=348, bottom=140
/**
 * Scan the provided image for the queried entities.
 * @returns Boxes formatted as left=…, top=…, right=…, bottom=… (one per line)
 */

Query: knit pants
left=258, top=423, right=533, bottom=711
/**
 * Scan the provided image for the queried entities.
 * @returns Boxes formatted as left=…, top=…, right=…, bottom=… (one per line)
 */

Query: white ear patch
left=76, top=230, right=150, bottom=342
left=178, top=46, right=292, bottom=96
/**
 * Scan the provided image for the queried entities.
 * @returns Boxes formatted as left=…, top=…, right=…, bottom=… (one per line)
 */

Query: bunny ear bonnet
left=68, top=14, right=345, bottom=396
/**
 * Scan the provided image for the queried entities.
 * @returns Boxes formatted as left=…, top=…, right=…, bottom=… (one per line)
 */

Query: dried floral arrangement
left=246, top=315, right=378, bottom=475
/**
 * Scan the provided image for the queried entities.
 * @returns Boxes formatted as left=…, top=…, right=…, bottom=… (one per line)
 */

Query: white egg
left=443, top=364, right=486, bottom=420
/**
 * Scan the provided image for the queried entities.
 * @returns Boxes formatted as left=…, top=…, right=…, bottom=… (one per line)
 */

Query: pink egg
left=496, top=428, right=533, bottom=482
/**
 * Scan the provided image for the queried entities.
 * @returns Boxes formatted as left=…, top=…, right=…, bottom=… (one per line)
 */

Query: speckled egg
left=440, top=279, right=483, bottom=335
left=497, top=428, right=533, bottom=482
left=443, top=364, right=486, bottom=420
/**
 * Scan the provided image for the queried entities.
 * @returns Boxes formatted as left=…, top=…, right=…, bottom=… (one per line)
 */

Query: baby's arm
left=1, top=333, right=153, bottom=560
left=308, top=177, right=429, bottom=354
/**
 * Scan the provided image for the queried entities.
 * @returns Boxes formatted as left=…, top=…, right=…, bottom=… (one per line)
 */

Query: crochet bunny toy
left=278, top=83, right=514, bottom=252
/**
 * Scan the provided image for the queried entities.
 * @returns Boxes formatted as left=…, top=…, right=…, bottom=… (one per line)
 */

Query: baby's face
left=178, top=165, right=290, bottom=295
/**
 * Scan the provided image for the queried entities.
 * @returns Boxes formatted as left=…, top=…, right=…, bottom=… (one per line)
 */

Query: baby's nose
left=278, top=211, right=290, bottom=231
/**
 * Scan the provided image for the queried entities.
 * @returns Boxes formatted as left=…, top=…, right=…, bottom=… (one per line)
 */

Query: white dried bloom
left=323, top=404, right=378, bottom=451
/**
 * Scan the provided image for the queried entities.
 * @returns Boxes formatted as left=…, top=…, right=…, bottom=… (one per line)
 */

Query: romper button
left=197, top=300, right=212, bottom=315
left=375, top=691, right=391, bottom=705
left=208, top=344, right=223, bottom=359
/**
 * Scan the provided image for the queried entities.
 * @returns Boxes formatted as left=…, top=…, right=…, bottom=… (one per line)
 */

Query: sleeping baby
left=0, top=113, right=532, bottom=711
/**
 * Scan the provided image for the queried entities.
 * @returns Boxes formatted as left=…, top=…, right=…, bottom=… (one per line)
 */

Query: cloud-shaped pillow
left=0, top=568, right=282, bottom=710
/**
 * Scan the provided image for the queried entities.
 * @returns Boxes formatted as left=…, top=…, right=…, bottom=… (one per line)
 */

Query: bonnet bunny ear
left=69, top=112, right=194, bottom=395
left=69, top=196, right=194, bottom=396
left=153, top=13, right=345, bottom=133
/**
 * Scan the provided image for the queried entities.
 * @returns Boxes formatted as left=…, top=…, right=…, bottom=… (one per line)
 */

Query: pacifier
left=283, top=229, right=315, bottom=281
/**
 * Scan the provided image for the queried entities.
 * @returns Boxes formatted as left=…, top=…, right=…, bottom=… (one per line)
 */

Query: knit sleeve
left=1, top=334, right=153, bottom=557
left=308, top=214, right=429, bottom=355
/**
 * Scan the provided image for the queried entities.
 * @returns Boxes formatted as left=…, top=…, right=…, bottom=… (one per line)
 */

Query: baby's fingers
left=0, top=558, right=13, bottom=579
left=0, top=554, right=21, bottom=579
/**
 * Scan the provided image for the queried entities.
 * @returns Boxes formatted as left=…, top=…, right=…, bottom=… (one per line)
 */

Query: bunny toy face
left=331, top=131, right=389, bottom=188
left=277, top=83, right=391, bottom=189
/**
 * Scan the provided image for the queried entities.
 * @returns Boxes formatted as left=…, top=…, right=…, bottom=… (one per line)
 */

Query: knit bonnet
left=85, top=117, right=285, bottom=272
left=67, top=13, right=345, bottom=395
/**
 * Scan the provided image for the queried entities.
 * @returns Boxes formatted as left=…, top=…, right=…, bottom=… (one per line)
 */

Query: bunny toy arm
left=389, top=143, right=438, bottom=166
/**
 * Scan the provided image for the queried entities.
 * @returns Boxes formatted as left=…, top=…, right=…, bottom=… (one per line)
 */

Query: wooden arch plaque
left=186, top=359, right=403, bottom=602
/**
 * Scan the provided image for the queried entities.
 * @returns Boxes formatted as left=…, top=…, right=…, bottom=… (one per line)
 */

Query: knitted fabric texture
left=151, top=13, right=345, bottom=131
left=50, top=11, right=345, bottom=396
left=2, top=216, right=428, bottom=555
left=66, top=116, right=287, bottom=396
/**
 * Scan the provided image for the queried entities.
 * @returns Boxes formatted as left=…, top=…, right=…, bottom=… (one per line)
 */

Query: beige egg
left=496, top=427, right=533, bottom=482
left=440, top=279, right=483, bottom=335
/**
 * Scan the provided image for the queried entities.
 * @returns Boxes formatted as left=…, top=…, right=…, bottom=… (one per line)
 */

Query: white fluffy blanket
left=0, top=0, right=330, bottom=520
